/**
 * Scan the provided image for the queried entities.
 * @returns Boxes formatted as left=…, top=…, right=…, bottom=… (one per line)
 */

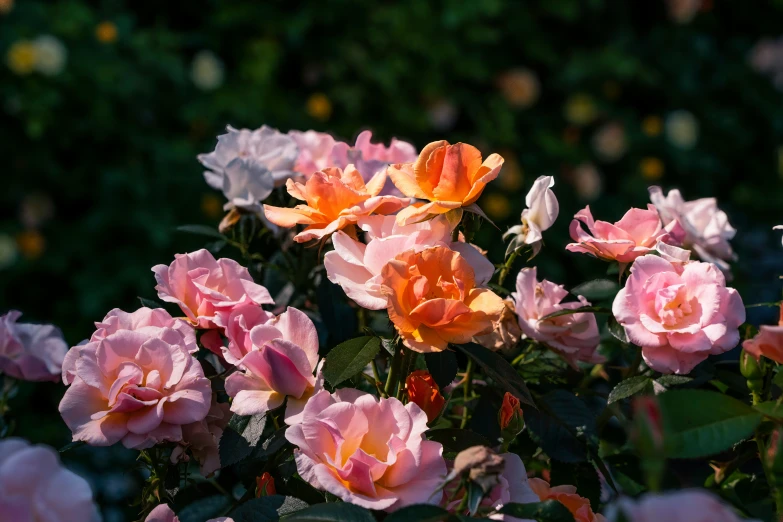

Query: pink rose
left=742, top=305, right=783, bottom=364
left=324, top=214, right=494, bottom=310
left=649, top=186, right=737, bottom=273
left=567, top=205, right=671, bottom=263
left=62, top=307, right=197, bottom=385
left=152, top=249, right=274, bottom=329
left=0, top=310, right=68, bottom=382
left=59, top=326, right=212, bottom=449
left=442, top=453, right=539, bottom=522
left=222, top=304, right=275, bottom=365
left=145, top=503, right=232, bottom=522
left=0, top=438, right=100, bottom=522
left=607, top=490, right=758, bottom=522
left=285, top=388, right=447, bottom=511
left=171, top=393, right=232, bottom=477
left=289, top=130, right=337, bottom=177
left=333, top=130, right=417, bottom=194
left=512, top=268, right=602, bottom=367
left=223, top=307, right=320, bottom=422
left=612, top=255, right=745, bottom=374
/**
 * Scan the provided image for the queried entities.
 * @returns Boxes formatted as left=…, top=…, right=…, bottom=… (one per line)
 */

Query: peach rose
left=263, top=165, right=409, bottom=243
left=145, top=503, right=232, bottom=522
left=512, top=268, right=602, bottom=368
left=0, top=438, right=100, bottom=522
left=285, top=388, right=447, bottom=511
left=387, top=141, right=503, bottom=225
left=381, top=246, right=506, bottom=353
left=567, top=204, right=671, bottom=263
left=324, top=214, right=494, bottom=310
left=529, top=478, right=606, bottom=522
left=62, top=307, right=197, bottom=385
left=59, top=327, right=212, bottom=449
left=152, top=249, right=274, bottom=329
left=742, top=305, right=783, bottom=363
left=612, top=255, right=745, bottom=374
left=442, top=452, right=539, bottom=522
left=0, top=310, right=68, bottom=382
left=405, top=370, right=445, bottom=422
left=223, top=307, right=320, bottom=421
left=606, top=490, right=757, bottom=522
left=171, top=393, right=231, bottom=477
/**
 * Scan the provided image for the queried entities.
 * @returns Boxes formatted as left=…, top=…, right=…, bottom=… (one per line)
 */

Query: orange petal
left=387, top=163, right=428, bottom=199
left=463, top=154, right=504, bottom=205
left=263, top=205, right=321, bottom=227
left=414, top=141, right=449, bottom=196
left=433, top=143, right=482, bottom=203
left=286, top=178, right=308, bottom=201
left=401, top=325, right=449, bottom=353
left=364, top=168, right=387, bottom=197
left=409, top=298, right=472, bottom=327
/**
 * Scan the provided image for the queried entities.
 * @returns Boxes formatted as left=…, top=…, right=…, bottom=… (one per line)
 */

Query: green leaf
left=220, top=414, right=267, bottom=467
left=498, top=500, right=576, bottom=522
left=322, top=336, right=381, bottom=387
left=607, top=315, right=628, bottom=344
left=607, top=376, right=653, bottom=404
left=571, top=279, right=619, bottom=301
left=754, top=401, right=783, bottom=418
left=283, top=502, right=376, bottom=522
left=427, top=428, right=492, bottom=455
left=58, top=440, right=86, bottom=453
left=658, top=390, right=761, bottom=458
left=655, top=375, right=693, bottom=388
left=425, top=350, right=459, bottom=390
left=230, top=495, right=308, bottom=522
left=138, top=296, right=164, bottom=309
left=525, top=390, right=596, bottom=463
left=176, top=224, right=227, bottom=240
left=385, top=504, right=454, bottom=522
left=454, top=342, right=535, bottom=407
left=178, top=496, right=232, bottom=522
left=541, top=306, right=611, bottom=320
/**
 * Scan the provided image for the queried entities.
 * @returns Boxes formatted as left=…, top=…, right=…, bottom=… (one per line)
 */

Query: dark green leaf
left=178, top=496, right=232, bottom=522
left=607, top=315, right=628, bottom=344
left=655, top=375, right=693, bottom=388
left=317, top=277, right=358, bottom=348
left=541, top=306, right=611, bottom=320
left=571, top=279, right=619, bottom=301
left=427, top=428, right=491, bottom=455
left=176, top=224, right=227, bottom=240
left=550, top=461, right=601, bottom=511
left=659, top=390, right=761, bottom=458
left=230, top=495, right=308, bottom=522
left=526, top=390, right=596, bottom=463
left=283, top=502, right=376, bottom=522
left=59, top=440, right=86, bottom=453
left=754, top=401, right=783, bottom=418
left=425, top=350, right=459, bottom=389
left=454, top=343, right=535, bottom=407
left=220, top=414, right=267, bottom=467
left=499, top=500, right=576, bottom=522
left=322, top=336, right=381, bottom=387
left=384, top=504, right=454, bottom=522
left=607, top=376, right=653, bottom=404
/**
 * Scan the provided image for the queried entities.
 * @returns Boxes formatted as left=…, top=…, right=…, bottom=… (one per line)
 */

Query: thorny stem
left=498, top=250, right=519, bottom=287
left=460, top=359, right=475, bottom=429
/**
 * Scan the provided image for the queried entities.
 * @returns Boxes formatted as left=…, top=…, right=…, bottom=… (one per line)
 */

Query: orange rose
left=406, top=370, right=446, bottom=422
left=263, top=165, right=408, bottom=242
left=387, top=141, right=503, bottom=225
left=529, top=478, right=606, bottom=522
left=380, top=246, right=505, bottom=353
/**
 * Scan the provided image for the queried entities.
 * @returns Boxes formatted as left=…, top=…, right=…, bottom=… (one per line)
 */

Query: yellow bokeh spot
left=16, top=230, right=45, bottom=259
left=96, top=21, right=119, bottom=44
left=640, top=157, right=664, bottom=180
left=201, top=193, right=224, bottom=219
left=642, top=116, right=663, bottom=137
left=482, top=193, right=511, bottom=221
left=307, top=93, right=332, bottom=121
left=564, top=93, right=597, bottom=126
left=6, top=40, right=37, bottom=76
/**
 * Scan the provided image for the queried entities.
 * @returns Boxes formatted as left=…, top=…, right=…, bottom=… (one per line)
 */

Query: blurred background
left=2, top=0, right=783, bottom=519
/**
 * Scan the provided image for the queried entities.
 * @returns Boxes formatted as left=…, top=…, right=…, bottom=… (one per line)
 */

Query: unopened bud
left=406, top=370, right=445, bottom=423
left=256, top=472, right=276, bottom=497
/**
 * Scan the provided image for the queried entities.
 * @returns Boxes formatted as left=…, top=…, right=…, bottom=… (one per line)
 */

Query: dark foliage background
left=2, top=1, right=783, bottom=520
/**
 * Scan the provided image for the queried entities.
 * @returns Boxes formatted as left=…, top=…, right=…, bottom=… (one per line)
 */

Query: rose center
left=655, top=284, right=692, bottom=326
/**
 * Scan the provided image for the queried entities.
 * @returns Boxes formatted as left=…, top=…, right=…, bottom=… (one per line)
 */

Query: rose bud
left=405, top=370, right=446, bottom=423
left=256, top=472, right=276, bottom=497
left=631, top=396, right=665, bottom=491
left=499, top=392, right=524, bottom=449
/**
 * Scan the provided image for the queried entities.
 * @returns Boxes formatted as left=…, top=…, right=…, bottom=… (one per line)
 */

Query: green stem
left=460, top=359, right=475, bottom=429
left=498, top=250, right=519, bottom=287
left=370, top=359, right=387, bottom=398
left=385, top=346, right=404, bottom=398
